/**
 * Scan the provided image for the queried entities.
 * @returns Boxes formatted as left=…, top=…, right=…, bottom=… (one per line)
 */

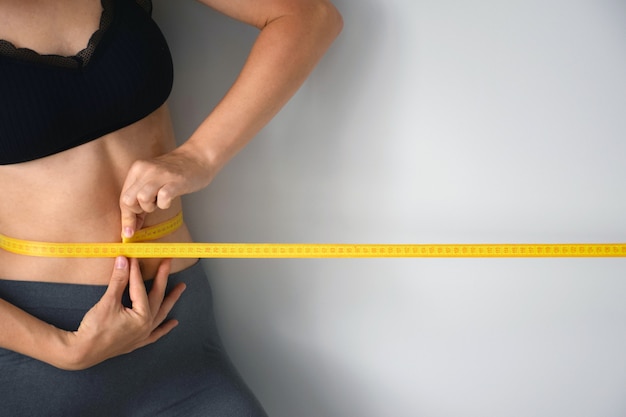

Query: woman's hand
left=63, top=256, right=185, bottom=370
left=119, top=145, right=213, bottom=239
left=118, top=0, right=342, bottom=241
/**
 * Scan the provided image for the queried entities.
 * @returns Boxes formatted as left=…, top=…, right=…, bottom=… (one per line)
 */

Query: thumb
left=104, top=256, right=131, bottom=300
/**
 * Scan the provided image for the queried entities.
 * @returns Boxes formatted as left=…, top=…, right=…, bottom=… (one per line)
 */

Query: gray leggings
left=0, top=262, right=267, bottom=417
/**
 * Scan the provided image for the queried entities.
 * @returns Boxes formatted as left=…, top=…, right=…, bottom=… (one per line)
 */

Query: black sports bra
left=0, top=0, right=173, bottom=165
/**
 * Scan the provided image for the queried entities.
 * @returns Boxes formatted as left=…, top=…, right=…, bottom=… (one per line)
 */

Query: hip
left=0, top=262, right=225, bottom=416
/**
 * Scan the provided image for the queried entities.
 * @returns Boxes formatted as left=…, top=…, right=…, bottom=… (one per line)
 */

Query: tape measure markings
left=1, top=238, right=625, bottom=258
left=122, top=211, right=184, bottom=243
left=2, top=213, right=624, bottom=258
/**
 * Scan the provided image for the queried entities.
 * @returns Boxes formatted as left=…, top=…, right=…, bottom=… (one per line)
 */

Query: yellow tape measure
left=0, top=213, right=624, bottom=258
left=1, top=242, right=625, bottom=258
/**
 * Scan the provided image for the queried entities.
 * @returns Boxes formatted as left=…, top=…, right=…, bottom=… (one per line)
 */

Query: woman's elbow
left=312, top=0, right=344, bottom=40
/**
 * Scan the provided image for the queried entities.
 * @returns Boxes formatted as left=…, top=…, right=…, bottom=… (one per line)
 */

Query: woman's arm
left=120, top=0, right=343, bottom=237
left=0, top=257, right=184, bottom=370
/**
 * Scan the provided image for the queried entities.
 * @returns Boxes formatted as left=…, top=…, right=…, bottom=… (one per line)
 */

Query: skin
left=0, top=0, right=342, bottom=370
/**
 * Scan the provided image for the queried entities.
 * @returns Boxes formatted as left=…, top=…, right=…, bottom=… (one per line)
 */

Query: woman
left=0, top=0, right=342, bottom=415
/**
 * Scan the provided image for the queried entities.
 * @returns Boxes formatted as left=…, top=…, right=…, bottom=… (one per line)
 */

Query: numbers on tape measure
left=1, top=235, right=625, bottom=258
left=3, top=210, right=624, bottom=258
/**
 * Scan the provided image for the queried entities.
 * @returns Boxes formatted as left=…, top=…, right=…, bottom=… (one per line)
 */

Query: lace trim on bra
left=0, top=0, right=151, bottom=69
left=135, top=0, right=152, bottom=15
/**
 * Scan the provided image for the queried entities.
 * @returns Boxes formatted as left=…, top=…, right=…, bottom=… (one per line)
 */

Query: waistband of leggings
left=0, top=260, right=203, bottom=310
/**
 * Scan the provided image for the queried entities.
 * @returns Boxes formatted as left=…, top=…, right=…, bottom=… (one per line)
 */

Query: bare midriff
left=0, top=104, right=199, bottom=284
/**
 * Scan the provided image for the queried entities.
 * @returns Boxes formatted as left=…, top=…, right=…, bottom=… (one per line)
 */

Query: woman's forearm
left=182, top=0, right=343, bottom=179
left=118, top=0, right=342, bottom=235
left=0, top=298, right=73, bottom=369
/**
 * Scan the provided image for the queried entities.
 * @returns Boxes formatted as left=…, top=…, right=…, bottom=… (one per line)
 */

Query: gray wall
left=154, top=1, right=626, bottom=416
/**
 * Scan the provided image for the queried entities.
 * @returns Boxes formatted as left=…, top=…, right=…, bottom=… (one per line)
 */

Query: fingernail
left=115, top=256, right=128, bottom=269
left=123, top=227, right=134, bottom=238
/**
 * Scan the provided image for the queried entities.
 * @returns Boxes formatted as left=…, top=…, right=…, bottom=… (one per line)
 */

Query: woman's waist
left=0, top=210, right=198, bottom=284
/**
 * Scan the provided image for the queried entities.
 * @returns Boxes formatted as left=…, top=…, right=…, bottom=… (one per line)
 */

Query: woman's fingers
left=147, top=258, right=171, bottom=315
left=147, top=259, right=187, bottom=333
left=119, top=149, right=213, bottom=239
left=155, top=186, right=175, bottom=210
left=120, top=159, right=179, bottom=238
left=103, top=256, right=132, bottom=301
left=152, top=282, right=186, bottom=331
left=136, top=318, right=180, bottom=349
left=72, top=258, right=184, bottom=368
left=127, top=258, right=185, bottom=334
left=127, top=258, right=151, bottom=318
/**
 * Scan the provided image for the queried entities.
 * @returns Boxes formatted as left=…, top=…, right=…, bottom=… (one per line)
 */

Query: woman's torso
left=0, top=104, right=198, bottom=285
left=0, top=0, right=197, bottom=284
